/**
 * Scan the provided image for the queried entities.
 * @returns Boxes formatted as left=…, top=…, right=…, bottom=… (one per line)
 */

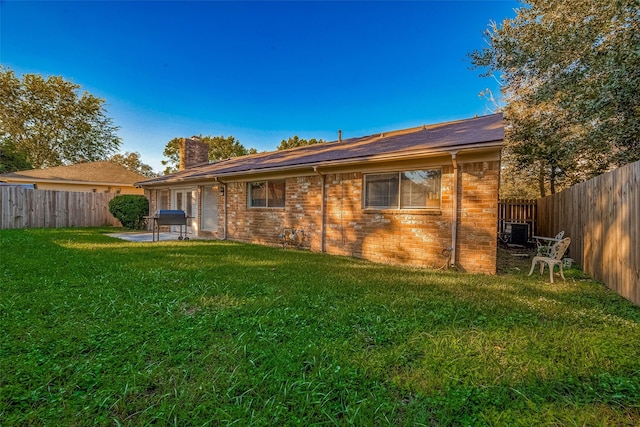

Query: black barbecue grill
left=148, top=209, right=190, bottom=241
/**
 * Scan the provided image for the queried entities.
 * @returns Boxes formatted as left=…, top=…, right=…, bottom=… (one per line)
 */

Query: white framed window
left=248, top=180, right=286, bottom=208
left=364, top=169, right=441, bottom=209
left=159, top=190, right=170, bottom=210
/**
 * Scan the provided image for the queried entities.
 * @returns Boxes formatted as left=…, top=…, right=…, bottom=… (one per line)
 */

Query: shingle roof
left=0, top=161, right=148, bottom=185
left=139, top=113, right=504, bottom=186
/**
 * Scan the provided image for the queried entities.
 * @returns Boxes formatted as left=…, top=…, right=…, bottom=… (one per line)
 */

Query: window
left=186, top=190, right=195, bottom=217
left=365, top=173, right=399, bottom=208
left=159, top=190, right=170, bottom=210
left=364, top=169, right=441, bottom=209
left=248, top=180, right=286, bottom=208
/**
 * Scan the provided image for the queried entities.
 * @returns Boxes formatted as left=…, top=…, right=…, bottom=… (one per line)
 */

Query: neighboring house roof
left=139, top=113, right=504, bottom=186
left=0, top=161, right=148, bottom=186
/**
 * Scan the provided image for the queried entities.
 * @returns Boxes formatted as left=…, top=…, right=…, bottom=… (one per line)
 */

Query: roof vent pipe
left=338, top=129, right=342, bottom=142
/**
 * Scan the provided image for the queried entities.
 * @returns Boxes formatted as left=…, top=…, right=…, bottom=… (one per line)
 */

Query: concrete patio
left=106, top=231, right=207, bottom=242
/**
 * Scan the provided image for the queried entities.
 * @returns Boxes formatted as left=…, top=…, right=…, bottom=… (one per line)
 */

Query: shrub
left=108, top=194, right=149, bottom=229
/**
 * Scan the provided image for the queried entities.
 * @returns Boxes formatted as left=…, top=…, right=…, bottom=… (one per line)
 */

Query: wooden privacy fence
left=537, top=160, right=640, bottom=305
left=0, top=186, right=121, bottom=229
left=498, top=199, right=537, bottom=239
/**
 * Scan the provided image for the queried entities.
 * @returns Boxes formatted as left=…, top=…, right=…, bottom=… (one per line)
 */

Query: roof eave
left=3, top=177, right=140, bottom=186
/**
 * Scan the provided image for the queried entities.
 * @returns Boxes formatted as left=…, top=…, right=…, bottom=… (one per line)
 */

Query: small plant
left=108, top=194, right=149, bottom=229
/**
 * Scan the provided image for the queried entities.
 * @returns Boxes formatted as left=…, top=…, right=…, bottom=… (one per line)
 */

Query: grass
left=1, top=228, right=639, bottom=426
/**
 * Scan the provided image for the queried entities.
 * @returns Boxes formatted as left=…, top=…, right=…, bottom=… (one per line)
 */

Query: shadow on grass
left=3, top=228, right=640, bottom=425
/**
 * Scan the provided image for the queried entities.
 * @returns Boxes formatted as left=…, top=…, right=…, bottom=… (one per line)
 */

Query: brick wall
left=322, top=170, right=456, bottom=268
left=223, top=177, right=323, bottom=250
left=222, top=159, right=500, bottom=274
left=457, top=161, right=500, bottom=274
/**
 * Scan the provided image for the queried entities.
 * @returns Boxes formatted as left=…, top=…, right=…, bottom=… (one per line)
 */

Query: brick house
left=138, top=114, right=504, bottom=274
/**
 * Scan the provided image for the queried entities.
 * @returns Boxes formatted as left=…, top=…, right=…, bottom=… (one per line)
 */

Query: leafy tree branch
left=471, top=0, right=640, bottom=196
left=0, top=66, right=121, bottom=169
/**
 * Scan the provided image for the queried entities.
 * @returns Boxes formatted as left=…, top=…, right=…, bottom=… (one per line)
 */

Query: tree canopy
left=0, top=140, right=33, bottom=173
left=161, top=135, right=257, bottom=175
left=471, top=0, right=640, bottom=196
left=0, top=67, right=121, bottom=169
left=109, top=151, right=157, bottom=178
left=277, top=136, right=326, bottom=151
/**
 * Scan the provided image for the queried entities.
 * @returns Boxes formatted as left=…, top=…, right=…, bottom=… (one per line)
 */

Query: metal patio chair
left=535, top=231, right=565, bottom=256
left=528, top=237, right=571, bottom=283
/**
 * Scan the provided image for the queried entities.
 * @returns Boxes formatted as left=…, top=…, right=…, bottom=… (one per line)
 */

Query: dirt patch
left=497, top=246, right=536, bottom=274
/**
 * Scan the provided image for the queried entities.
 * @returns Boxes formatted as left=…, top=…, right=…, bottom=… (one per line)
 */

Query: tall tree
left=0, top=67, right=121, bottom=169
left=277, top=136, right=326, bottom=151
left=161, top=137, right=182, bottom=174
left=206, top=135, right=257, bottom=161
left=161, top=135, right=256, bottom=174
left=471, top=0, right=640, bottom=196
left=109, top=151, right=157, bottom=178
left=0, top=139, right=33, bottom=173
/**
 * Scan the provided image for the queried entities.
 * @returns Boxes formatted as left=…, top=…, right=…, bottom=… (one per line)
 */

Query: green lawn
left=1, top=228, right=639, bottom=426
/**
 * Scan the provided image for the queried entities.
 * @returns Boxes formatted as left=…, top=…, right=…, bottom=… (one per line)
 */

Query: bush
left=108, top=194, right=149, bottom=229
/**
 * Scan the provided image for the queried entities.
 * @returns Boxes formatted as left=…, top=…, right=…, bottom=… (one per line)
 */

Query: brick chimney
left=179, top=137, right=209, bottom=170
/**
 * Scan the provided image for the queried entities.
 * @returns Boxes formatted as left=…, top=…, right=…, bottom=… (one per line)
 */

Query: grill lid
left=156, top=209, right=186, bottom=216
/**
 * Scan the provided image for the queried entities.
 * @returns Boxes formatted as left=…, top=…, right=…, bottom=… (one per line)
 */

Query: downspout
left=215, top=177, right=228, bottom=240
left=313, top=166, right=326, bottom=253
left=223, top=182, right=228, bottom=240
left=451, top=152, right=459, bottom=267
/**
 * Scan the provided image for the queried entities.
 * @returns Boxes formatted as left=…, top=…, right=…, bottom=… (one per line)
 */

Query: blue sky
left=1, top=1, right=518, bottom=172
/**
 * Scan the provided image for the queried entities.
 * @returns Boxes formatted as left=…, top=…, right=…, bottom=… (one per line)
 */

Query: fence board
left=498, top=199, right=537, bottom=239
left=632, top=167, right=637, bottom=302
left=0, top=187, right=121, bottom=229
left=537, top=160, right=640, bottom=305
